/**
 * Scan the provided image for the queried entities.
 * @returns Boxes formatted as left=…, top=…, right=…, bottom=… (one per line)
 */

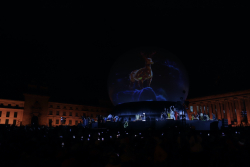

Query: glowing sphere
left=108, top=47, right=189, bottom=106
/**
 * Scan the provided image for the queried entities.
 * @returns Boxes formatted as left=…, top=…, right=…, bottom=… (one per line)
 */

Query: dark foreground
left=0, top=125, right=249, bottom=167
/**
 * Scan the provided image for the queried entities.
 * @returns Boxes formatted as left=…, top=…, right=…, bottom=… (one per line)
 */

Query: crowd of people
left=0, top=124, right=250, bottom=167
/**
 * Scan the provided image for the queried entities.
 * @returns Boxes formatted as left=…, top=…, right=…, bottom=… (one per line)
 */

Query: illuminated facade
left=0, top=87, right=112, bottom=126
left=186, top=89, right=250, bottom=126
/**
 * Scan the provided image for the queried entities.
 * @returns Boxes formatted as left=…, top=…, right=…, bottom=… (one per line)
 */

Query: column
left=224, top=100, right=231, bottom=124
left=212, top=103, right=216, bottom=120
left=236, top=99, right=242, bottom=125
left=220, top=101, right=224, bottom=119
left=199, top=104, right=202, bottom=113
left=244, top=98, right=250, bottom=124
left=228, top=101, right=234, bottom=122
left=204, top=103, right=208, bottom=115
left=193, top=104, right=197, bottom=115
left=208, top=103, right=213, bottom=119
left=216, top=102, right=222, bottom=120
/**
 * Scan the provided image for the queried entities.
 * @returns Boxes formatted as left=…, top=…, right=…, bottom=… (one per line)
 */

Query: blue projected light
left=108, top=47, right=189, bottom=106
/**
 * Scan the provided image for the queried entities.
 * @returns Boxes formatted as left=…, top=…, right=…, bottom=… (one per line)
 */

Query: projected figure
left=129, top=52, right=155, bottom=90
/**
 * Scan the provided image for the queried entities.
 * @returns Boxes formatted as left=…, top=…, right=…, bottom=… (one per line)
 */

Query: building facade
left=186, top=89, right=250, bottom=126
left=0, top=93, right=112, bottom=126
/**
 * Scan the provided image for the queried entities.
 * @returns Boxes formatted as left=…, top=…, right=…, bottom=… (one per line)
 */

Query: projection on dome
left=108, top=48, right=189, bottom=106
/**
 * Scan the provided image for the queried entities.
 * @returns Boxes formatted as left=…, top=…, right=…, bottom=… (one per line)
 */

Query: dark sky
left=0, top=7, right=249, bottom=105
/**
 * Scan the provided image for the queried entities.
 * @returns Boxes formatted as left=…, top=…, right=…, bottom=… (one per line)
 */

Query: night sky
left=0, top=7, right=249, bottom=105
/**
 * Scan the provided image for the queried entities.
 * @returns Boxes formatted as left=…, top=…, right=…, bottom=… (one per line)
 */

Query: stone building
left=0, top=84, right=112, bottom=126
left=186, top=89, right=250, bottom=126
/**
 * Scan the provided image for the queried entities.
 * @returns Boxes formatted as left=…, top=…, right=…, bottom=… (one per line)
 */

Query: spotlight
left=110, top=136, right=112, bottom=138
left=73, top=136, right=75, bottom=139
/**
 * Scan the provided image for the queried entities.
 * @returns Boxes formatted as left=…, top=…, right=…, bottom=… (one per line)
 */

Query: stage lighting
left=139, top=133, right=141, bottom=135
left=102, top=138, right=104, bottom=141
left=70, top=129, right=71, bottom=132
left=110, top=136, right=112, bottom=138
left=88, top=138, right=90, bottom=141
left=73, top=136, right=75, bottom=138
left=235, top=131, right=237, bottom=134
left=208, top=133, right=210, bottom=136
left=81, top=136, right=83, bottom=138
left=89, top=134, right=91, bottom=137
left=98, top=138, right=100, bottom=141
left=59, top=136, right=63, bottom=138
left=98, top=133, right=100, bottom=135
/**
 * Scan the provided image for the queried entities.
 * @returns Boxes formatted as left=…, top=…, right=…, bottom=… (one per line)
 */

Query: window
left=75, top=113, right=78, bottom=117
left=49, top=119, right=52, bottom=124
left=76, top=107, right=78, bottom=110
left=64, top=106, right=66, bottom=109
left=49, top=111, right=53, bottom=115
left=63, top=112, right=66, bottom=116
left=14, top=112, right=17, bottom=118
left=0, top=119, right=1, bottom=123
left=69, top=112, right=72, bottom=116
left=70, top=107, right=72, bottom=110
left=75, top=120, right=78, bottom=125
left=5, top=119, right=9, bottom=124
left=8, top=104, right=11, bottom=107
left=50, top=105, right=53, bottom=108
left=16, top=105, right=19, bottom=108
left=56, top=119, right=59, bottom=124
left=6, top=112, right=10, bottom=117
left=0, top=111, right=2, bottom=117
left=69, top=120, right=72, bottom=125
left=57, top=106, right=60, bottom=108
left=190, top=106, right=193, bottom=112
left=13, top=120, right=16, bottom=125
left=56, top=111, right=59, bottom=115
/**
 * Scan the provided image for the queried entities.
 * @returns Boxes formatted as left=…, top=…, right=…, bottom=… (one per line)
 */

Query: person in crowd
left=174, top=110, right=179, bottom=120
left=200, top=112, right=203, bottom=121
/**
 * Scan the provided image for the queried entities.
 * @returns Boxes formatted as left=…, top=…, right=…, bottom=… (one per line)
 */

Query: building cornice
left=187, top=89, right=250, bottom=103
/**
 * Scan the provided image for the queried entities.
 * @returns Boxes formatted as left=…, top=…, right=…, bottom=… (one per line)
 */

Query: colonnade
left=187, top=96, right=250, bottom=125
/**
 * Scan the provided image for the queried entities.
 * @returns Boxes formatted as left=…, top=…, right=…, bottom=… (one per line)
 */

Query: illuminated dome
left=108, top=47, right=189, bottom=106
